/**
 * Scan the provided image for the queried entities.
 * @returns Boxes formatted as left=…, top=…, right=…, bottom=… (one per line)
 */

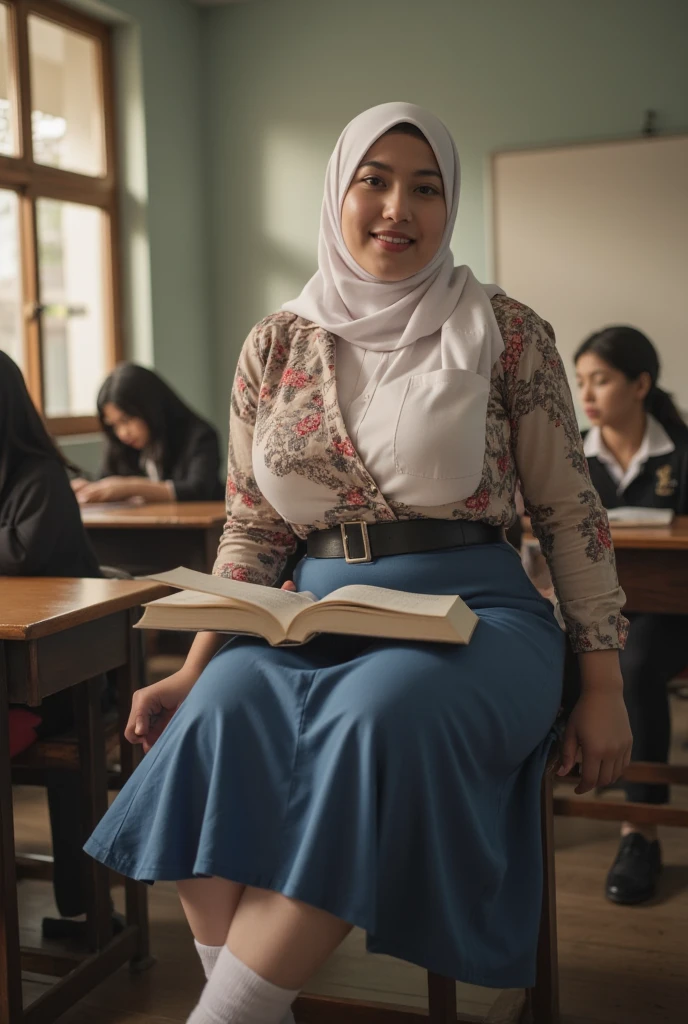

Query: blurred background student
left=574, top=326, right=688, bottom=906
left=72, top=363, right=224, bottom=505
left=0, top=350, right=102, bottom=926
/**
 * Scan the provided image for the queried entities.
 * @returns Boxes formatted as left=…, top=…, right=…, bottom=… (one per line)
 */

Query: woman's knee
left=186, top=642, right=271, bottom=715
left=334, top=647, right=447, bottom=735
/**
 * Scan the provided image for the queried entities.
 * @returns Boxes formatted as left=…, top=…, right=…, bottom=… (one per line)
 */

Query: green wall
left=201, top=0, right=688, bottom=433
left=61, top=0, right=688, bottom=463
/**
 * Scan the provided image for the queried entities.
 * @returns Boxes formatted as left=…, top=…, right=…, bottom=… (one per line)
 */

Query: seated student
left=0, top=351, right=102, bottom=923
left=72, top=363, right=224, bottom=504
left=84, top=104, right=630, bottom=1024
left=575, top=326, right=688, bottom=906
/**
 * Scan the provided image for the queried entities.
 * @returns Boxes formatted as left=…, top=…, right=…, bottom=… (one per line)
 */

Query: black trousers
left=621, top=613, right=688, bottom=804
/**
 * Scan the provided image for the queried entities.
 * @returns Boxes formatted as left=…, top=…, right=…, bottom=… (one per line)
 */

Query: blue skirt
left=84, top=542, right=564, bottom=988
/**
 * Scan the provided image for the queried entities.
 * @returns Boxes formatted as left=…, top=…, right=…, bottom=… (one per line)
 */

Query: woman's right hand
left=70, top=477, right=89, bottom=493
left=125, top=670, right=197, bottom=752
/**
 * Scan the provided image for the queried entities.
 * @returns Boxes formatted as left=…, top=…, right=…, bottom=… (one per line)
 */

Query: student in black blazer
left=575, top=327, right=688, bottom=906
left=0, top=351, right=102, bottom=924
left=72, top=363, right=224, bottom=504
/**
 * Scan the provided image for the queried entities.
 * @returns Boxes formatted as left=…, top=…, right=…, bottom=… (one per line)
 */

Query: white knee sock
left=195, top=940, right=223, bottom=979
left=187, top=944, right=299, bottom=1024
left=193, top=940, right=296, bottom=1023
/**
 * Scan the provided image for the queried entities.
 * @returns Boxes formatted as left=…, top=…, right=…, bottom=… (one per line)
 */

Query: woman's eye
left=416, top=184, right=440, bottom=196
left=362, top=176, right=384, bottom=187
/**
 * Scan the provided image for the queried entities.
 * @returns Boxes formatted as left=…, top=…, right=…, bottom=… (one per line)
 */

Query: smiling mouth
left=370, top=232, right=415, bottom=252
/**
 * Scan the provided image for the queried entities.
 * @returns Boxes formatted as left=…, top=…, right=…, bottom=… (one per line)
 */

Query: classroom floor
left=12, top=683, right=688, bottom=1024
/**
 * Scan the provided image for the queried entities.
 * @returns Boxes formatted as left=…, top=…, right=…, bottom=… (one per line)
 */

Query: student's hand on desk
left=126, top=671, right=195, bottom=753
left=76, top=477, right=134, bottom=504
left=70, top=477, right=89, bottom=493
left=558, top=658, right=632, bottom=795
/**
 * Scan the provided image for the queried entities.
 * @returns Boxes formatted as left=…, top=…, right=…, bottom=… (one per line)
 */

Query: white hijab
left=282, top=102, right=504, bottom=379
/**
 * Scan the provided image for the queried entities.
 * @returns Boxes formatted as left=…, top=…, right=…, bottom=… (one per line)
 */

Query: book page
left=145, top=591, right=238, bottom=609
left=311, top=585, right=457, bottom=617
left=147, top=567, right=315, bottom=630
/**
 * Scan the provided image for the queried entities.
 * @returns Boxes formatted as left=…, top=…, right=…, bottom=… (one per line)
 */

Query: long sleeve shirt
left=213, top=295, right=628, bottom=653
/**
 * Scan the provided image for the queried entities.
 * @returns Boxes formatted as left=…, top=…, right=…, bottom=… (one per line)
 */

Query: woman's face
left=102, top=402, right=150, bottom=450
left=575, top=352, right=650, bottom=429
left=341, top=131, right=447, bottom=282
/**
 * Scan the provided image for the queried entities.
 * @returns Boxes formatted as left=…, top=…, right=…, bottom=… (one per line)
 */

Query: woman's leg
left=607, top=614, right=688, bottom=905
left=187, top=888, right=352, bottom=1024
left=227, top=887, right=353, bottom=989
left=177, top=877, right=246, bottom=945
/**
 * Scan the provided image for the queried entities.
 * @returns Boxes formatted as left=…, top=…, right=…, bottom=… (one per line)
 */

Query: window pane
left=28, top=15, right=105, bottom=176
left=0, top=3, right=18, bottom=156
left=36, top=199, right=108, bottom=417
left=0, top=189, right=23, bottom=369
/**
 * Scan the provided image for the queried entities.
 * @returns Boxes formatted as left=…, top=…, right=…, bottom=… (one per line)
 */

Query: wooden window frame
left=0, top=0, right=121, bottom=435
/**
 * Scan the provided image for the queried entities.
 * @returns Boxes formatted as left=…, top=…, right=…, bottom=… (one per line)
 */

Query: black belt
left=306, top=520, right=505, bottom=564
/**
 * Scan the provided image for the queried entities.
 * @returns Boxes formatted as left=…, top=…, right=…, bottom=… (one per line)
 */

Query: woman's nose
left=383, top=186, right=411, bottom=223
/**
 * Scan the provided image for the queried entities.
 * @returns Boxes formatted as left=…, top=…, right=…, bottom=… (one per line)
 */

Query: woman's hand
left=70, top=477, right=89, bottom=493
left=281, top=581, right=296, bottom=592
left=557, top=650, right=632, bottom=793
left=125, top=670, right=196, bottom=752
left=76, top=477, right=134, bottom=504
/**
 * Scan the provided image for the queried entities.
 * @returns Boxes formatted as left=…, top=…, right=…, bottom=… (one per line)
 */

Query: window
left=0, top=0, right=120, bottom=434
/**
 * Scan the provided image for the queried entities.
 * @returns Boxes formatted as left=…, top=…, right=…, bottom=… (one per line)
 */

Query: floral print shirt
left=213, top=294, right=628, bottom=653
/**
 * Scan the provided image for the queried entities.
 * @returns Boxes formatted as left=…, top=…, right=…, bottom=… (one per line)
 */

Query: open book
left=136, top=567, right=479, bottom=647
left=606, top=507, right=675, bottom=528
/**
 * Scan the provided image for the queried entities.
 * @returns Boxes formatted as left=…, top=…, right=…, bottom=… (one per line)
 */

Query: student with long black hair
left=0, top=350, right=101, bottom=923
left=72, top=363, right=223, bottom=504
left=575, top=326, right=688, bottom=905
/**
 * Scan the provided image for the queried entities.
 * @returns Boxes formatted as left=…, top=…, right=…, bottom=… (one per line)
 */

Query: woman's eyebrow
left=358, top=159, right=443, bottom=180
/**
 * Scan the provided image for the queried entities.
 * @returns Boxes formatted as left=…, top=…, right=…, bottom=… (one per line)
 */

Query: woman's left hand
left=557, top=687, right=632, bottom=794
left=76, top=477, right=134, bottom=504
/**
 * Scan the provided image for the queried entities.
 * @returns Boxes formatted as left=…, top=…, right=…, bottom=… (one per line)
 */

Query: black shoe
left=605, top=833, right=662, bottom=905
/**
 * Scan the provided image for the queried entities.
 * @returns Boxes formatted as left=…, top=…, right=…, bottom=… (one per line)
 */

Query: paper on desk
left=605, top=507, right=674, bottom=527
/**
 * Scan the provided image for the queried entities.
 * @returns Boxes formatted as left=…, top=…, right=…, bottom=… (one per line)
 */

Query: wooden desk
left=0, top=578, right=167, bottom=1024
left=81, top=501, right=226, bottom=576
left=522, top=516, right=688, bottom=615
left=606, top=517, right=688, bottom=614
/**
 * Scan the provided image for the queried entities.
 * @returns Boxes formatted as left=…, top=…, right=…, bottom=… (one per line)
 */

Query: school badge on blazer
left=655, top=464, right=677, bottom=497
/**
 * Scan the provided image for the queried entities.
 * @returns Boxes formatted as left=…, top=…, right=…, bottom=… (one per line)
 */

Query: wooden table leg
left=0, top=643, right=24, bottom=1024
left=427, top=973, right=457, bottom=1023
left=116, top=611, right=154, bottom=972
left=74, top=676, right=112, bottom=952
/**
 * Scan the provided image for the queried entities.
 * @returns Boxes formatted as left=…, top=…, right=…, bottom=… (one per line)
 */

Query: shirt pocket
left=393, top=368, right=489, bottom=485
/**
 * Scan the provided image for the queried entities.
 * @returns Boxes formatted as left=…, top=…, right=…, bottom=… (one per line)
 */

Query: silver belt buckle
left=341, top=521, right=372, bottom=564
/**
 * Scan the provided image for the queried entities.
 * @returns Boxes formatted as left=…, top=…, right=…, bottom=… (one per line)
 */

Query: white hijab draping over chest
left=282, top=102, right=504, bottom=380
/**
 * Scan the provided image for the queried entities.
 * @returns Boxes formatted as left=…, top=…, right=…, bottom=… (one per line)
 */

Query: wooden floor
left=12, top=692, right=688, bottom=1024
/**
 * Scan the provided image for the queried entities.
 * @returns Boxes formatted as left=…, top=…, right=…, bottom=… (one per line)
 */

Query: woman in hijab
left=72, top=363, right=223, bottom=504
left=84, top=104, right=631, bottom=1024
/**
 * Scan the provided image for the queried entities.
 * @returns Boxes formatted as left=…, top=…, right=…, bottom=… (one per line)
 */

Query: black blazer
left=100, top=418, right=224, bottom=502
left=0, top=456, right=101, bottom=577
left=584, top=429, right=688, bottom=515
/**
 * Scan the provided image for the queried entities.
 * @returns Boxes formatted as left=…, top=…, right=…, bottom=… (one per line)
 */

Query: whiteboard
left=492, top=135, right=688, bottom=422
